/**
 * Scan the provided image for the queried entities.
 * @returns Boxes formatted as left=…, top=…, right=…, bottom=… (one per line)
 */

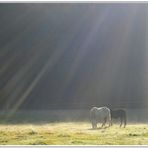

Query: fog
left=0, top=109, right=148, bottom=124
left=0, top=4, right=148, bottom=123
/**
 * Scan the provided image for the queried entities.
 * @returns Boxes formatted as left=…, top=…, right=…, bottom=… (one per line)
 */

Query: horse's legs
left=123, top=117, right=126, bottom=128
left=92, top=123, right=95, bottom=129
left=109, top=119, right=112, bottom=127
left=110, top=119, right=113, bottom=126
left=92, top=120, right=97, bottom=129
left=123, top=120, right=126, bottom=128
left=94, top=122, right=97, bottom=129
left=92, top=122, right=95, bottom=129
left=104, top=117, right=107, bottom=126
left=120, top=117, right=123, bottom=127
left=108, top=116, right=111, bottom=127
left=101, top=122, right=104, bottom=128
left=102, top=117, right=107, bottom=127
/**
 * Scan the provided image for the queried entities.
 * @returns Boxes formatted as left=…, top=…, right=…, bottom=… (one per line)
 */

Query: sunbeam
left=5, top=5, right=94, bottom=117
left=141, top=6, right=148, bottom=108
left=93, top=5, right=140, bottom=108
left=1, top=3, right=148, bottom=145
left=57, top=6, right=111, bottom=106
left=0, top=4, right=148, bottom=122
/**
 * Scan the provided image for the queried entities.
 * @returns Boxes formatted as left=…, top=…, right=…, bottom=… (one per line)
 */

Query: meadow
left=0, top=122, right=148, bottom=145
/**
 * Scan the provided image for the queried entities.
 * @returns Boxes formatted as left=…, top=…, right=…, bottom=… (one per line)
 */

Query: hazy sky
left=0, top=3, right=148, bottom=110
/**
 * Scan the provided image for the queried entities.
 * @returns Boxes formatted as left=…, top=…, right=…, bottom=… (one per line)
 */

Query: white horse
left=90, top=106, right=111, bottom=129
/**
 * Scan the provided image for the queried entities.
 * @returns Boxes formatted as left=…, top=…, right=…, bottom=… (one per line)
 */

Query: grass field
left=0, top=122, right=148, bottom=145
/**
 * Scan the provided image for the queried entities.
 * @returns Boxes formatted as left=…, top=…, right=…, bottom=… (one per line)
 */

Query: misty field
left=0, top=122, right=148, bottom=145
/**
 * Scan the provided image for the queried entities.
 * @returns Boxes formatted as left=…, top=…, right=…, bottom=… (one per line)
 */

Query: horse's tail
left=108, top=109, right=112, bottom=126
left=90, top=108, right=97, bottom=129
left=90, top=108, right=96, bottom=122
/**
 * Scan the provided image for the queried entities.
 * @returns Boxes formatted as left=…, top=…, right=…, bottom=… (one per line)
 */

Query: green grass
left=0, top=122, right=148, bottom=145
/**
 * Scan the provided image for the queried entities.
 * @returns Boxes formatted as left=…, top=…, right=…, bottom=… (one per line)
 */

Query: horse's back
left=90, top=106, right=110, bottom=119
left=90, top=106, right=110, bottom=112
left=116, top=109, right=126, bottom=116
left=111, top=108, right=126, bottom=118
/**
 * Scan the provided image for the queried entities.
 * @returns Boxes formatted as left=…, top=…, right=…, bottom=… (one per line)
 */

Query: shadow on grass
left=88, top=126, right=109, bottom=130
left=0, top=118, right=74, bottom=125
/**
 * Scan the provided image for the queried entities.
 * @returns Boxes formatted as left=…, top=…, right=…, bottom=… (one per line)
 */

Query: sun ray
left=56, top=6, right=112, bottom=107
left=92, top=5, right=140, bottom=108
left=5, top=7, right=92, bottom=117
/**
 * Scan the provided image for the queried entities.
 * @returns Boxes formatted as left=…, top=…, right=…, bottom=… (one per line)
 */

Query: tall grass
left=0, top=122, right=148, bottom=145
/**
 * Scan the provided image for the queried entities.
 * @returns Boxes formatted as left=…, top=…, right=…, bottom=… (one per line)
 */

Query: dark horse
left=110, top=109, right=127, bottom=127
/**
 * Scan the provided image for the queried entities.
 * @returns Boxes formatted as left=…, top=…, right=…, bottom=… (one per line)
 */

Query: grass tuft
left=0, top=122, right=148, bottom=145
